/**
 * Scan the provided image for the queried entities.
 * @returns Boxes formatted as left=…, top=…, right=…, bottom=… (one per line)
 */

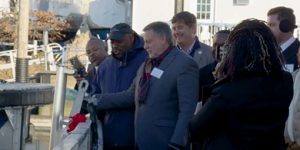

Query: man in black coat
left=192, top=30, right=230, bottom=150
left=198, top=30, right=230, bottom=104
left=267, top=6, right=300, bottom=71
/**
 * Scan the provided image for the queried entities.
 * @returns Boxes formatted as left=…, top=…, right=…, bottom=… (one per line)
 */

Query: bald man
left=73, top=37, right=108, bottom=93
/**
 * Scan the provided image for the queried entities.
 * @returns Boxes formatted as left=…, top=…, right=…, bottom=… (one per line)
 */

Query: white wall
left=270, top=0, right=300, bottom=25
left=0, top=0, right=9, bottom=10
left=213, top=0, right=300, bottom=25
left=213, top=0, right=269, bottom=24
left=184, top=0, right=196, bottom=15
left=132, top=0, right=175, bottom=34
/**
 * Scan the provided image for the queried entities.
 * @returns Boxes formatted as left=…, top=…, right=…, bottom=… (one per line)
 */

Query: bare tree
left=0, top=10, right=70, bottom=43
left=29, top=10, right=71, bottom=42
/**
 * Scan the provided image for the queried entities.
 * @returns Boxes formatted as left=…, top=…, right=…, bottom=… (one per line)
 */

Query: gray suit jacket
left=96, top=47, right=199, bottom=150
left=192, top=41, right=214, bottom=69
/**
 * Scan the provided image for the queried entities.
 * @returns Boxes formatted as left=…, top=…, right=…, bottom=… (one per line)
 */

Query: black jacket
left=189, top=71, right=293, bottom=150
left=199, top=61, right=218, bottom=102
left=282, top=38, right=300, bottom=71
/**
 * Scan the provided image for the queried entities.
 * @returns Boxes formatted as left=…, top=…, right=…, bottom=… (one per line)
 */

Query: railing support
left=49, top=47, right=67, bottom=150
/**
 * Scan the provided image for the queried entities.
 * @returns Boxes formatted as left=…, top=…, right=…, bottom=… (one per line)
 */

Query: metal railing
left=0, top=43, right=63, bottom=81
left=52, top=120, right=92, bottom=150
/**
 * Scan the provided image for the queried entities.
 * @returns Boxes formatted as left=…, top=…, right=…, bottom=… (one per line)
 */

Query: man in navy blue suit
left=267, top=6, right=300, bottom=71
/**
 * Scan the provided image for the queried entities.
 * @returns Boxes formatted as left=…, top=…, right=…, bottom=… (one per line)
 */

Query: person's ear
left=192, top=25, right=197, bottom=35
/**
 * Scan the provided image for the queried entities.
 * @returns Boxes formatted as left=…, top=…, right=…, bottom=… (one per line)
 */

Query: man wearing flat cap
left=92, top=23, right=148, bottom=150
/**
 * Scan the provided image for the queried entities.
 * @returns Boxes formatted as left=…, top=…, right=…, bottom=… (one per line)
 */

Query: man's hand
left=83, top=95, right=96, bottom=106
left=83, top=94, right=102, bottom=107
left=73, top=74, right=84, bottom=83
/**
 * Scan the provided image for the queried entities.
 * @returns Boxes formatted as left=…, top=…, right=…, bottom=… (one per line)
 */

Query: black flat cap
left=109, top=23, right=133, bottom=40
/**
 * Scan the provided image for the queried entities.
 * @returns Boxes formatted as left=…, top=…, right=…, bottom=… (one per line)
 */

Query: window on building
left=233, top=0, right=249, bottom=5
left=197, top=0, right=211, bottom=20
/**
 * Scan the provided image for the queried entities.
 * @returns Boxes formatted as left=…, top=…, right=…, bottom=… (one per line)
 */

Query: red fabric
left=67, top=113, right=87, bottom=133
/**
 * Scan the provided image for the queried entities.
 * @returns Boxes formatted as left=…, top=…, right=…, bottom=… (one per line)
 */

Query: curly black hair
left=215, top=19, right=285, bottom=79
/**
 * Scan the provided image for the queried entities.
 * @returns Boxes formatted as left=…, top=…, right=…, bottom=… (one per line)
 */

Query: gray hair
left=143, top=21, right=174, bottom=45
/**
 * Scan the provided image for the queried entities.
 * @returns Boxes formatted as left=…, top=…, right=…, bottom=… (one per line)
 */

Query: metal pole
left=49, top=47, right=67, bottom=149
left=124, top=0, right=128, bottom=24
left=174, top=0, right=184, bottom=14
left=213, top=0, right=216, bottom=24
left=15, top=1, right=30, bottom=150
left=43, top=30, right=49, bottom=71
left=16, top=0, right=29, bottom=83
left=33, top=40, right=37, bottom=56
left=124, top=0, right=133, bottom=25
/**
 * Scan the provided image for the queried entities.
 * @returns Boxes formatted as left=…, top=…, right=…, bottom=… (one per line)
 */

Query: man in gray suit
left=86, top=22, right=199, bottom=150
left=172, top=11, right=214, bottom=69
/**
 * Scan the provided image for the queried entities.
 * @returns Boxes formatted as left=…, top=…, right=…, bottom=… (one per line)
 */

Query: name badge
left=285, top=64, right=294, bottom=72
left=151, top=67, right=164, bottom=79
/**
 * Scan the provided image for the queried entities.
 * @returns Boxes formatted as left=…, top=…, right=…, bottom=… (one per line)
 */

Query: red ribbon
left=67, top=113, right=87, bottom=133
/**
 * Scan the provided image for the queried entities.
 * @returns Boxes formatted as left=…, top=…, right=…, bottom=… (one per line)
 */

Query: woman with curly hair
left=189, top=19, right=293, bottom=150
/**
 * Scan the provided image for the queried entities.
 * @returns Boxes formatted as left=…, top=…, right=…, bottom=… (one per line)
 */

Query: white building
left=2, top=0, right=300, bottom=36
left=192, top=0, right=300, bottom=24
left=133, top=0, right=300, bottom=36
left=0, top=1, right=9, bottom=9
left=0, top=0, right=9, bottom=15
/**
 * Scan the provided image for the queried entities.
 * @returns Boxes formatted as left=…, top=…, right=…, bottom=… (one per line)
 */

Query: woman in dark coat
left=189, top=19, right=294, bottom=150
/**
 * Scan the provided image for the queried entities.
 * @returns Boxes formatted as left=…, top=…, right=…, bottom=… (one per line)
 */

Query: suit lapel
left=149, top=48, right=179, bottom=84
left=158, top=48, right=178, bottom=70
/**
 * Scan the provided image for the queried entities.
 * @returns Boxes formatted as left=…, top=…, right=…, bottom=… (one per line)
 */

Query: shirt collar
left=280, top=36, right=296, bottom=52
left=178, top=38, right=196, bottom=55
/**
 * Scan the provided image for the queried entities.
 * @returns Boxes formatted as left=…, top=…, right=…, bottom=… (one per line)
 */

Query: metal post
left=33, top=40, right=38, bottom=56
left=174, top=0, right=184, bottom=14
left=124, top=0, right=129, bottom=24
left=15, top=1, right=30, bottom=149
left=49, top=47, right=67, bottom=149
left=16, top=0, right=29, bottom=83
left=128, top=0, right=133, bottom=25
left=43, top=30, right=49, bottom=71
left=7, top=108, right=24, bottom=150
left=9, top=51, right=16, bottom=80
